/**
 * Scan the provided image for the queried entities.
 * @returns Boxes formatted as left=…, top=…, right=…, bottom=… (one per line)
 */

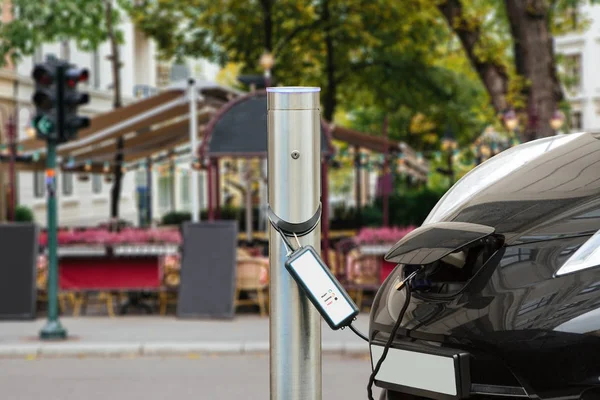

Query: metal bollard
left=268, top=87, right=322, bottom=400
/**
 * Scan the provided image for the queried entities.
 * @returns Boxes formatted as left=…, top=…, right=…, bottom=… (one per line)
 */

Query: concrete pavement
left=0, top=314, right=371, bottom=358
left=0, top=354, right=381, bottom=400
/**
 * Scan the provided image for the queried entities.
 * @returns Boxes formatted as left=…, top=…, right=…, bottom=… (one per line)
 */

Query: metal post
left=40, top=64, right=66, bottom=340
left=354, top=145, right=361, bottom=209
left=169, top=152, right=176, bottom=212
left=207, top=158, right=214, bottom=221
left=215, top=159, right=221, bottom=219
left=39, top=140, right=67, bottom=339
left=146, top=157, right=152, bottom=227
left=189, top=79, right=200, bottom=222
left=382, top=115, right=390, bottom=227
left=268, top=87, right=322, bottom=400
left=321, top=158, right=330, bottom=264
left=7, top=115, right=16, bottom=221
left=244, top=159, right=253, bottom=243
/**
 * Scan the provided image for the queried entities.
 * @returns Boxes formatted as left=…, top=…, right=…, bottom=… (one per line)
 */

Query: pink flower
left=354, top=226, right=415, bottom=245
left=38, top=228, right=182, bottom=246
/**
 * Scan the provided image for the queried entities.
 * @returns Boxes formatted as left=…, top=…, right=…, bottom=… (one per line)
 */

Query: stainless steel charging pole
left=268, top=87, right=322, bottom=400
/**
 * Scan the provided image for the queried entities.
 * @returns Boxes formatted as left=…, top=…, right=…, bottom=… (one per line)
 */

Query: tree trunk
left=438, top=0, right=509, bottom=114
left=322, top=0, right=337, bottom=121
left=505, top=0, right=563, bottom=139
left=105, top=0, right=123, bottom=225
left=259, top=0, right=273, bottom=51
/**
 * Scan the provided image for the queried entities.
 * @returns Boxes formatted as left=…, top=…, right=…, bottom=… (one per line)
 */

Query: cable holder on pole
left=267, top=203, right=322, bottom=252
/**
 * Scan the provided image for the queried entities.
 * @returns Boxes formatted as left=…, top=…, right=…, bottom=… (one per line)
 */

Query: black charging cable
left=349, top=322, right=369, bottom=342
left=367, top=282, right=412, bottom=400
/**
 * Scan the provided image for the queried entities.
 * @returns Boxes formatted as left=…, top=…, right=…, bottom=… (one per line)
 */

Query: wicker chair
left=334, top=238, right=358, bottom=282
left=235, top=257, right=269, bottom=316
left=72, top=291, right=117, bottom=317
left=344, top=251, right=382, bottom=311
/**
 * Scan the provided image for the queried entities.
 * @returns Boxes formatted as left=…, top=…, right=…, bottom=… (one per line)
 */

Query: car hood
left=422, top=132, right=600, bottom=244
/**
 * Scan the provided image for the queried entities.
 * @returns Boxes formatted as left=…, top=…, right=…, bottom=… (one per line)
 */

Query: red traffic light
left=32, top=65, right=54, bottom=85
left=65, top=68, right=89, bottom=87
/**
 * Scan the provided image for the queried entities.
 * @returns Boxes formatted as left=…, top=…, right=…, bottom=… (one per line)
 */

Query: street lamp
left=440, top=129, right=457, bottom=182
left=550, top=109, right=565, bottom=132
left=441, top=129, right=458, bottom=152
left=259, top=51, right=275, bottom=87
left=503, top=109, right=519, bottom=132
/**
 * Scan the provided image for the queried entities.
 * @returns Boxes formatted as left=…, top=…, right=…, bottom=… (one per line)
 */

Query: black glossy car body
left=370, top=132, right=600, bottom=400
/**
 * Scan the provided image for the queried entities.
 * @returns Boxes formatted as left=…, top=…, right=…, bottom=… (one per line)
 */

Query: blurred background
left=0, top=0, right=597, bottom=399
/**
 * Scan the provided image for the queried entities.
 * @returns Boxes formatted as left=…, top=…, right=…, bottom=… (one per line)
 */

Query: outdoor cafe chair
left=234, top=256, right=269, bottom=316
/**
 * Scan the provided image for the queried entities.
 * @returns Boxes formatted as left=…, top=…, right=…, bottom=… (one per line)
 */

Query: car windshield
left=423, top=132, right=585, bottom=225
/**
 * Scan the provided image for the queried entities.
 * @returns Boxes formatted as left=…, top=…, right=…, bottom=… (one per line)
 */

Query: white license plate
left=371, top=345, right=459, bottom=397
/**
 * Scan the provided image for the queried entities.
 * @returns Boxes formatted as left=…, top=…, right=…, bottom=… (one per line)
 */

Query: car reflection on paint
left=370, top=132, right=600, bottom=400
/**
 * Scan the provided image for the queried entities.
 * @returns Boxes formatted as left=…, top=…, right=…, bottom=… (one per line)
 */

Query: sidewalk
left=0, top=314, right=371, bottom=358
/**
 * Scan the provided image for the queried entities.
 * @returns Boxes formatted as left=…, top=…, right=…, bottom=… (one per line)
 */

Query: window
left=60, top=40, right=70, bottom=61
left=564, top=54, right=582, bottom=92
left=571, top=111, right=583, bottom=131
left=92, top=50, right=101, bottom=89
left=180, top=172, right=190, bottom=209
left=62, top=173, right=73, bottom=196
left=34, top=171, right=45, bottom=198
left=156, top=64, right=171, bottom=87
left=33, top=46, right=43, bottom=64
left=136, top=169, right=147, bottom=187
left=158, top=175, right=173, bottom=210
left=92, top=174, right=102, bottom=194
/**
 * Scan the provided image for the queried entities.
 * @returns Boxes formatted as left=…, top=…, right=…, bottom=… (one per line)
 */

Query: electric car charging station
left=267, top=89, right=600, bottom=400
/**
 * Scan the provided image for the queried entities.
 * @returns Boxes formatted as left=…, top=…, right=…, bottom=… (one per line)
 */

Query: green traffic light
left=35, top=115, right=54, bottom=135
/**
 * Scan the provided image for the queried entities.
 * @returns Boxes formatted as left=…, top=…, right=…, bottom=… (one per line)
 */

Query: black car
left=370, top=132, right=600, bottom=400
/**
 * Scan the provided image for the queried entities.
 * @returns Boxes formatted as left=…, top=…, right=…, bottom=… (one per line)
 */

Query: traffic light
left=31, top=59, right=90, bottom=143
left=62, top=67, right=90, bottom=142
left=32, top=63, right=58, bottom=140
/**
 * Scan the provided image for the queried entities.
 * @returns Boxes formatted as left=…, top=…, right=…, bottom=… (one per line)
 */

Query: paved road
left=0, top=354, right=382, bottom=400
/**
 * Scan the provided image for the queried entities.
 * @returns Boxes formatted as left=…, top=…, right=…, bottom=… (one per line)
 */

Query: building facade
left=555, top=3, right=600, bottom=132
left=0, top=3, right=218, bottom=226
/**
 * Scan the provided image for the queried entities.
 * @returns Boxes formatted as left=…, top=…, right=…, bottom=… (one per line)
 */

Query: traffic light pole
left=40, top=140, right=66, bottom=339
left=40, top=65, right=67, bottom=340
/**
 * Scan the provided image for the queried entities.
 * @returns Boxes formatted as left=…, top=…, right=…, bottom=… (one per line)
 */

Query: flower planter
left=112, top=244, right=179, bottom=256
left=358, top=243, right=394, bottom=255
left=55, top=245, right=107, bottom=257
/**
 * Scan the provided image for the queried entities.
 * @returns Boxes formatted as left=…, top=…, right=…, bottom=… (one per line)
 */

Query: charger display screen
left=288, top=250, right=356, bottom=327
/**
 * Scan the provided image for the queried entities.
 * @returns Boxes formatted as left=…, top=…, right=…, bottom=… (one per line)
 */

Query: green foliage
left=161, top=211, right=191, bottom=226
left=377, top=187, right=447, bottom=227
left=330, top=186, right=446, bottom=230
left=0, top=0, right=123, bottom=67
left=161, top=207, right=264, bottom=231
left=14, top=205, right=34, bottom=222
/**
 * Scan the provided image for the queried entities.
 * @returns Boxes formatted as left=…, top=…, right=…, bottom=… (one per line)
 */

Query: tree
left=126, top=0, right=445, bottom=121
left=0, top=0, right=126, bottom=222
left=437, top=0, right=599, bottom=140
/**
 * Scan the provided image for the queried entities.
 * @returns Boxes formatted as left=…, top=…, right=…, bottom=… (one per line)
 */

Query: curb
left=0, top=341, right=369, bottom=358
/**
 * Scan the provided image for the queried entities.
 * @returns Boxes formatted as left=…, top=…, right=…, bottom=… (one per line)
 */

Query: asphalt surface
left=0, top=316, right=370, bottom=357
left=0, top=354, right=382, bottom=400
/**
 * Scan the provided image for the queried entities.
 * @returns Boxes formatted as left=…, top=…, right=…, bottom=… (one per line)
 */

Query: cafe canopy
left=7, top=80, right=241, bottom=173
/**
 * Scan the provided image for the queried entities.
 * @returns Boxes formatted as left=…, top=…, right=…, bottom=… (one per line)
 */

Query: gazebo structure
left=199, top=90, right=429, bottom=261
left=198, top=90, right=335, bottom=259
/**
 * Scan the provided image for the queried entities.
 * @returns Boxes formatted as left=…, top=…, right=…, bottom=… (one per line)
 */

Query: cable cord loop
left=367, top=282, right=413, bottom=400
